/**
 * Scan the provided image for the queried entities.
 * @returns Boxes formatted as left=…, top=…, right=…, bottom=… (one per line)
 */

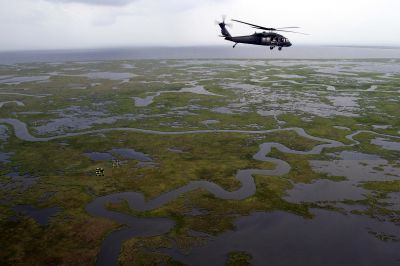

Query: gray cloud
left=48, top=0, right=136, bottom=6
left=1, top=0, right=399, bottom=51
left=48, top=0, right=222, bottom=7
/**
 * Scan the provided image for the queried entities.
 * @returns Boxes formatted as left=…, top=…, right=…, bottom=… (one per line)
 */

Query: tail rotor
left=215, top=15, right=233, bottom=28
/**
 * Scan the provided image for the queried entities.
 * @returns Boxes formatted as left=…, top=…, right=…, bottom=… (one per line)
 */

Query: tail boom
left=219, top=23, right=232, bottom=40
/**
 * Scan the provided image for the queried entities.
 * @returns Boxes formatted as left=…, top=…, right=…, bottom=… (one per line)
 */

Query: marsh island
left=1, top=59, right=400, bottom=265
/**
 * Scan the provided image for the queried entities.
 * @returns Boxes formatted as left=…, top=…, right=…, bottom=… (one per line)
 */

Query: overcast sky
left=0, top=0, right=399, bottom=51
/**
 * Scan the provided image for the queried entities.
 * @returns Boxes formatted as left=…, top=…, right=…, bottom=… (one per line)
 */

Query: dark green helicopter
left=217, top=16, right=307, bottom=51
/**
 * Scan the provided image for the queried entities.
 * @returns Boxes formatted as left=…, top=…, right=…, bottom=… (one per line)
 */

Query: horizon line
left=1, top=44, right=400, bottom=53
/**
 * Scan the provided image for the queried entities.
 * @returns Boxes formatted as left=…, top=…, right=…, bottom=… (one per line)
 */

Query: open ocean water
left=1, top=45, right=400, bottom=64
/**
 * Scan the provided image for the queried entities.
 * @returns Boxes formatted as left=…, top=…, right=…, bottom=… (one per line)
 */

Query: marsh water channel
left=1, top=58, right=400, bottom=264
left=1, top=118, right=400, bottom=265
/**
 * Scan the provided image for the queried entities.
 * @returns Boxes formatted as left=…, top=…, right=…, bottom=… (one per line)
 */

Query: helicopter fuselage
left=227, top=32, right=292, bottom=48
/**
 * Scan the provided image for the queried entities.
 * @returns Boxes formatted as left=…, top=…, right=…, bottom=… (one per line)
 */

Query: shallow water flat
left=0, top=59, right=399, bottom=266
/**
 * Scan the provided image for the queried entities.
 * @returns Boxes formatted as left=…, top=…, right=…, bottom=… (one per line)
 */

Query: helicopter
left=217, top=16, right=307, bottom=51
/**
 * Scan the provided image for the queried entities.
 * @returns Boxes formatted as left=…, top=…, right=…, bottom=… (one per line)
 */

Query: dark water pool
left=164, top=209, right=400, bottom=266
left=13, top=205, right=62, bottom=225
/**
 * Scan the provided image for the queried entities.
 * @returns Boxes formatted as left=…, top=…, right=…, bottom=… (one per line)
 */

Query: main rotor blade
left=276, top=29, right=309, bottom=35
left=232, top=19, right=308, bottom=34
left=232, top=19, right=275, bottom=31
left=276, top=27, right=300, bottom=29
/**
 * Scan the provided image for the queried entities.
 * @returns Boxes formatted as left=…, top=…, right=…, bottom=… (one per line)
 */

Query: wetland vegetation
left=0, top=59, right=399, bottom=265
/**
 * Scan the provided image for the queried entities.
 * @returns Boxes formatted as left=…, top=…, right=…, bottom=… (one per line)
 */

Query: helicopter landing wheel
left=278, top=47, right=282, bottom=51
left=270, top=46, right=274, bottom=50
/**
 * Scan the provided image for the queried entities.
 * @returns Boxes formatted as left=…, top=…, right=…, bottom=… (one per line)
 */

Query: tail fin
left=219, top=23, right=232, bottom=39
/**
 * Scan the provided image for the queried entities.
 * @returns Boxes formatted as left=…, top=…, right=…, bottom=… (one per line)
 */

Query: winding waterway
left=1, top=118, right=399, bottom=265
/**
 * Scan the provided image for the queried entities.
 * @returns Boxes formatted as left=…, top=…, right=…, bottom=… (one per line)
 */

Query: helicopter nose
left=288, top=42, right=292, bottom=47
